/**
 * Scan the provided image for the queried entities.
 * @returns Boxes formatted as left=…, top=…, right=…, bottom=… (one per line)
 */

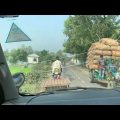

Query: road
left=61, top=64, right=104, bottom=88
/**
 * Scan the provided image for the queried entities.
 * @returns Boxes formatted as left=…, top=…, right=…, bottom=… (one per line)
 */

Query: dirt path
left=61, top=64, right=104, bottom=88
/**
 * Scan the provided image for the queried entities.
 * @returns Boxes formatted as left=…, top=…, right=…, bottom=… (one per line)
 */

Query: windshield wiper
left=24, top=86, right=107, bottom=104
left=19, top=93, right=36, bottom=96
left=20, top=86, right=106, bottom=96
left=53, top=86, right=107, bottom=92
left=19, top=91, right=55, bottom=96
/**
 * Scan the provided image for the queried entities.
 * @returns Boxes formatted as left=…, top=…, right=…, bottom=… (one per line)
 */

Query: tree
left=63, top=15, right=120, bottom=56
left=9, top=45, right=33, bottom=63
left=10, top=48, right=28, bottom=63
left=4, top=50, right=9, bottom=60
left=56, top=50, right=64, bottom=57
left=21, top=44, right=33, bottom=55
left=9, top=49, right=18, bottom=63
left=35, top=50, right=53, bottom=62
left=40, top=50, right=49, bottom=56
left=26, top=46, right=33, bottom=55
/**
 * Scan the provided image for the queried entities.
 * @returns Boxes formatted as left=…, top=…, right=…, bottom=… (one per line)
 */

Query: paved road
left=61, top=64, right=104, bottom=88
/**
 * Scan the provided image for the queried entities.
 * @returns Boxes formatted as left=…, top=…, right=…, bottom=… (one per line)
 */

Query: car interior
left=1, top=15, right=120, bottom=105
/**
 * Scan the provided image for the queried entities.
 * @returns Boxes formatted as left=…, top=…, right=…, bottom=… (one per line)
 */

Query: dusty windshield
left=1, top=15, right=120, bottom=94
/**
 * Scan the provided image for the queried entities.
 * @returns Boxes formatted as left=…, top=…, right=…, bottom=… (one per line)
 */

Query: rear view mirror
left=12, top=72, right=25, bottom=89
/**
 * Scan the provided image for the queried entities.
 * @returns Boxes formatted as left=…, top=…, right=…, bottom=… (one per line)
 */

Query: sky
left=0, top=15, right=69, bottom=52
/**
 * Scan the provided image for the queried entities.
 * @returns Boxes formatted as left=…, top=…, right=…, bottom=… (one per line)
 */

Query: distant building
left=27, top=54, right=39, bottom=64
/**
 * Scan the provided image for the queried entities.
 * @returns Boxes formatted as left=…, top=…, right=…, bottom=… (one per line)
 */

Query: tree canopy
left=63, top=15, right=120, bottom=55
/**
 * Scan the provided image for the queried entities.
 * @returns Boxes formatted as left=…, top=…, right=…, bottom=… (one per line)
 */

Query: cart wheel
left=107, top=81, right=116, bottom=89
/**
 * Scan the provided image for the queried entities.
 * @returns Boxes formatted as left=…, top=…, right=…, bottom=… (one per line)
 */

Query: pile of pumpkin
left=86, top=38, right=120, bottom=69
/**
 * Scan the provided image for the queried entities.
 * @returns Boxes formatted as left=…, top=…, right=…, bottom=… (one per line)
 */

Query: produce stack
left=86, top=38, right=120, bottom=69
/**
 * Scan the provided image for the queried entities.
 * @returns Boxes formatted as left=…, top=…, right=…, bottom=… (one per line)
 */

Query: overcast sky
left=0, top=15, right=69, bottom=52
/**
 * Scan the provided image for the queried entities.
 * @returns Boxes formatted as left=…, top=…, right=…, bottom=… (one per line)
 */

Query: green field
left=9, top=65, right=31, bottom=74
left=9, top=64, right=49, bottom=94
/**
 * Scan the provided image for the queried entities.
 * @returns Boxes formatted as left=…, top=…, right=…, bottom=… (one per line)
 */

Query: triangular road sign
left=6, top=23, right=31, bottom=43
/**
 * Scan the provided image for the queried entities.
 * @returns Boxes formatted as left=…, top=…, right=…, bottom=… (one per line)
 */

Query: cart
left=41, top=77, right=71, bottom=92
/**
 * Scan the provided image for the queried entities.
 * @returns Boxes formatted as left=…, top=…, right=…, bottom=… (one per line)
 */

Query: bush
left=20, top=63, right=52, bottom=94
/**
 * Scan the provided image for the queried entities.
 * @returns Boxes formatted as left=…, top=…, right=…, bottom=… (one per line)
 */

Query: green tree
left=9, top=45, right=33, bottom=63
left=4, top=50, right=9, bottom=60
left=21, top=44, right=33, bottom=55
left=56, top=50, right=64, bottom=57
left=63, top=15, right=120, bottom=55
left=9, top=49, right=18, bottom=63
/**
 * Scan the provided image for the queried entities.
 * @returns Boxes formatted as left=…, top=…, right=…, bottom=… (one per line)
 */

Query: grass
left=9, top=64, right=50, bottom=94
left=19, top=82, right=43, bottom=94
left=9, top=65, right=31, bottom=74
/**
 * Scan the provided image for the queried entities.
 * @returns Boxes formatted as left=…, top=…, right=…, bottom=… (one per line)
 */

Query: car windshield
left=1, top=15, right=120, bottom=95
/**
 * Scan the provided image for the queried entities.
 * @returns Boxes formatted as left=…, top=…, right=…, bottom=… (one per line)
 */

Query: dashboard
left=2, top=88, right=120, bottom=105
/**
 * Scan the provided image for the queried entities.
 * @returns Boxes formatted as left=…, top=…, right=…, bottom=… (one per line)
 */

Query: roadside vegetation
left=4, top=46, right=68, bottom=93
